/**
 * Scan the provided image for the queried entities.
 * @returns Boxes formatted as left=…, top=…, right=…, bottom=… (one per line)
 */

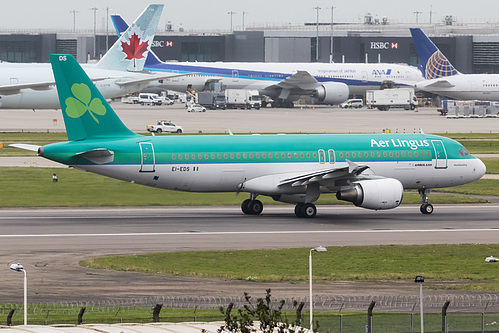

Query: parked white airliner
left=411, top=28, right=499, bottom=101
left=0, top=4, right=181, bottom=109
left=113, top=15, right=424, bottom=107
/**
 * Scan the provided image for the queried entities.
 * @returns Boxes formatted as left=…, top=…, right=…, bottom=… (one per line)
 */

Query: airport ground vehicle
left=187, top=104, right=206, bottom=112
left=121, top=95, right=139, bottom=104
left=163, top=97, right=174, bottom=105
left=146, top=120, right=183, bottom=133
left=366, top=88, right=418, bottom=111
left=340, top=99, right=364, bottom=108
left=139, top=93, right=163, bottom=106
left=225, top=89, right=261, bottom=109
left=197, top=91, right=226, bottom=109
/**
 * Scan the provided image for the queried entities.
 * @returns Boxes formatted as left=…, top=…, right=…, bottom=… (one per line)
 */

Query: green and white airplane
left=13, top=54, right=486, bottom=217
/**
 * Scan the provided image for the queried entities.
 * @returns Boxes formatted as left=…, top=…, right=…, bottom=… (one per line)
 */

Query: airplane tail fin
left=111, top=13, right=164, bottom=67
left=96, top=4, right=163, bottom=72
left=410, top=28, right=460, bottom=79
left=50, top=54, right=138, bottom=141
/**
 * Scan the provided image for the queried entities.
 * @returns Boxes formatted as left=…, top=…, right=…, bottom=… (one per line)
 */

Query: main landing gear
left=294, top=203, right=317, bottom=218
left=418, top=188, right=434, bottom=214
left=240, top=195, right=318, bottom=218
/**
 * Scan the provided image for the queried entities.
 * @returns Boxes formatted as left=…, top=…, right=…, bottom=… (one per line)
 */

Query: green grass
left=0, top=167, right=490, bottom=207
left=482, top=157, right=499, bottom=173
left=437, top=133, right=499, bottom=139
left=80, top=244, right=499, bottom=286
left=435, top=179, right=499, bottom=196
left=460, top=140, right=499, bottom=154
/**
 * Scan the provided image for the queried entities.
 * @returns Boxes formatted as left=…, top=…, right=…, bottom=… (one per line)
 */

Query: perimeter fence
left=3, top=294, right=499, bottom=332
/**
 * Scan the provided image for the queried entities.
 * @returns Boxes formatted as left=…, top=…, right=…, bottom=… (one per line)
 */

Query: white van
left=138, top=93, right=162, bottom=106
left=340, top=99, right=363, bottom=109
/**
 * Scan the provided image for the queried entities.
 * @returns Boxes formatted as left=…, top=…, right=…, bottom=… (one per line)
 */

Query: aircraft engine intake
left=314, top=82, right=350, bottom=104
left=336, top=178, right=403, bottom=210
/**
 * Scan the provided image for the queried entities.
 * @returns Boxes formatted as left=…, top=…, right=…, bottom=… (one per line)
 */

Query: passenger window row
left=169, top=150, right=431, bottom=161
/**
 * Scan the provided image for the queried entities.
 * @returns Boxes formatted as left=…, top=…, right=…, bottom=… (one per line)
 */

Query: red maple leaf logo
left=121, top=33, right=149, bottom=68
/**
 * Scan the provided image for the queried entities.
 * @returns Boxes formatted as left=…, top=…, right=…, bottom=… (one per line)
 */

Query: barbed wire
left=3, top=294, right=499, bottom=315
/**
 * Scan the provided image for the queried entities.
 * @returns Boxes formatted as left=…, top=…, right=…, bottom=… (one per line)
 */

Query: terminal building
left=2, top=16, right=499, bottom=75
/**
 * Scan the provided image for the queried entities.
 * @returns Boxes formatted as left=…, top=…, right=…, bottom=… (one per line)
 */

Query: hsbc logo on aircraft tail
left=370, top=42, right=399, bottom=50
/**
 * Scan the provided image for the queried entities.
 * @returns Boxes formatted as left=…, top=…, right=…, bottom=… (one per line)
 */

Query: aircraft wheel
left=247, top=200, right=263, bottom=215
left=420, top=203, right=434, bottom=214
left=301, top=203, right=317, bottom=218
left=294, top=204, right=304, bottom=217
left=241, top=199, right=252, bottom=214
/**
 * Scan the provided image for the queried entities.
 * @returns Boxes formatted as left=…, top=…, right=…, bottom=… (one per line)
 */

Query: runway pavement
left=1, top=205, right=499, bottom=304
left=0, top=104, right=498, bottom=134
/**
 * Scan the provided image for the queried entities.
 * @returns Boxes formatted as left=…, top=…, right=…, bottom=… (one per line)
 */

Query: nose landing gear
left=241, top=194, right=263, bottom=215
left=419, top=188, right=434, bottom=214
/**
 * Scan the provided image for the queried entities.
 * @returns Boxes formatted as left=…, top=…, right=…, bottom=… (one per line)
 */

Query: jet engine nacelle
left=336, top=178, right=403, bottom=210
left=314, top=82, right=350, bottom=104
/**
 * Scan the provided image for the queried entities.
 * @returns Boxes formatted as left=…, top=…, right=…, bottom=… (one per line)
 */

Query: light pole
left=309, top=246, right=327, bottom=330
left=10, top=263, right=27, bottom=325
left=313, top=6, right=321, bottom=62
left=228, top=11, right=236, bottom=32
left=90, top=7, right=98, bottom=59
left=329, top=5, right=336, bottom=63
left=415, top=274, right=424, bottom=333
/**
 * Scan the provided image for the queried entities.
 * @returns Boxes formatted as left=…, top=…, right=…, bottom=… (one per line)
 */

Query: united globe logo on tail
left=425, top=50, right=458, bottom=79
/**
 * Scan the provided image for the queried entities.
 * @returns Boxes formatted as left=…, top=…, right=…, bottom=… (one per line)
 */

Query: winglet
left=50, top=54, right=138, bottom=141
left=96, top=4, right=163, bottom=72
left=410, top=28, right=459, bottom=79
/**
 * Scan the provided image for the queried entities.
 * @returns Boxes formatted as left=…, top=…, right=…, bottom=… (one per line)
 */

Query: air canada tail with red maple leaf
left=95, top=4, right=163, bottom=72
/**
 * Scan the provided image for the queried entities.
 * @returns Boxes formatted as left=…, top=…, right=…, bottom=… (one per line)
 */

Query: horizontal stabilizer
left=76, top=148, right=114, bottom=165
left=10, top=144, right=41, bottom=152
left=422, top=79, right=455, bottom=88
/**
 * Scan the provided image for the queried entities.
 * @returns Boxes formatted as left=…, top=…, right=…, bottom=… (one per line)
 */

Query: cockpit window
left=458, top=148, right=470, bottom=156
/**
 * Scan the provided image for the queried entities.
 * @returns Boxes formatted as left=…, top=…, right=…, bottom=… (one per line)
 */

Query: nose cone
left=473, top=158, right=487, bottom=181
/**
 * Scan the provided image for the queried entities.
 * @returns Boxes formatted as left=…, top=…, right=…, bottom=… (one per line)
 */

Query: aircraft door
left=361, top=71, right=368, bottom=83
left=431, top=140, right=448, bottom=169
left=328, top=149, right=336, bottom=164
left=139, top=142, right=156, bottom=172
left=318, top=149, right=326, bottom=164
left=232, top=70, right=239, bottom=82
left=172, top=70, right=180, bottom=82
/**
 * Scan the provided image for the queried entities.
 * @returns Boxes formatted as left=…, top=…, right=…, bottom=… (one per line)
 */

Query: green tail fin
left=50, top=54, right=138, bottom=141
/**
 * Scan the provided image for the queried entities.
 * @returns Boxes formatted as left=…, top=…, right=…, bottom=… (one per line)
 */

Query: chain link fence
left=3, top=295, right=499, bottom=331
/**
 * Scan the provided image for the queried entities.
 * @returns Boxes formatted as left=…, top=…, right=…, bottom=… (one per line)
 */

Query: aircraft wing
left=115, top=72, right=197, bottom=87
left=241, top=160, right=374, bottom=195
left=277, top=71, right=319, bottom=90
left=0, top=82, right=56, bottom=94
left=278, top=160, right=371, bottom=188
left=260, top=70, right=322, bottom=100
left=276, top=70, right=321, bottom=90
left=0, top=77, right=110, bottom=95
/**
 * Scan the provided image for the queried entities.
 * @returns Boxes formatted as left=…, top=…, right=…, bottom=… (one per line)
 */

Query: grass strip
left=0, top=167, right=490, bottom=207
left=81, top=244, right=499, bottom=288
